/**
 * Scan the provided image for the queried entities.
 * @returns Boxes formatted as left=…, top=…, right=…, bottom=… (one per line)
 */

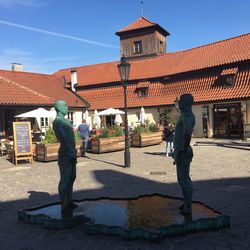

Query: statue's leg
left=68, top=163, right=76, bottom=208
left=176, top=160, right=193, bottom=214
left=58, top=159, right=75, bottom=213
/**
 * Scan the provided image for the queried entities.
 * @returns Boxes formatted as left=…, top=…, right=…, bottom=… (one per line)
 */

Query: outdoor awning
left=15, top=108, right=52, bottom=118
left=96, top=108, right=125, bottom=116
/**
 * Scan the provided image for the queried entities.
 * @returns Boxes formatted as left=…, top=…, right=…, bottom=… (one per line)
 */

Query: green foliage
left=74, top=131, right=82, bottom=142
left=40, top=128, right=58, bottom=144
left=112, top=125, right=124, bottom=137
left=159, top=108, right=172, bottom=124
left=94, top=126, right=124, bottom=139
left=41, top=129, right=82, bottom=144
left=134, top=125, right=145, bottom=135
left=96, top=128, right=110, bottom=139
left=148, top=123, right=160, bottom=132
left=159, top=107, right=179, bottom=127
left=134, top=122, right=159, bottom=134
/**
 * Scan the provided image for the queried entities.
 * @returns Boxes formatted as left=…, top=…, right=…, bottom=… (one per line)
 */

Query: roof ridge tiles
left=168, top=32, right=250, bottom=54
left=0, top=69, right=52, bottom=76
left=54, top=60, right=119, bottom=74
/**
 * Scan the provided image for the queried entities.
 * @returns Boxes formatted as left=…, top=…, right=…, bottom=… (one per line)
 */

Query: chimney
left=11, top=63, right=23, bottom=71
left=70, top=69, right=77, bottom=92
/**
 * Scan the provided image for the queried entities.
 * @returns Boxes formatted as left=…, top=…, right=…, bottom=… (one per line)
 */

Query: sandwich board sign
left=13, top=122, right=33, bottom=165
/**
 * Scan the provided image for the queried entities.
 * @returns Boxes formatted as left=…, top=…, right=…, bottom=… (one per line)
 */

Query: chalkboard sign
left=13, top=122, right=33, bottom=165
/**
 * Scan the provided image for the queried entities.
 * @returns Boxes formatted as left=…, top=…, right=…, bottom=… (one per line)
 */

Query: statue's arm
left=182, top=116, right=193, bottom=151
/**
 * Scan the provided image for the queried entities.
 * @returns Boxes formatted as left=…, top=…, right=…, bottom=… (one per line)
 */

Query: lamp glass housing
left=117, top=56, right=131, bottom=82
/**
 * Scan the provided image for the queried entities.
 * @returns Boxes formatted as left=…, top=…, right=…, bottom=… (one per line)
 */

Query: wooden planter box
left=36, top=141, right=82, bottom=162
left=132, top=132, right=162, bottom=147
left=91, top=136, right=125, bottom=154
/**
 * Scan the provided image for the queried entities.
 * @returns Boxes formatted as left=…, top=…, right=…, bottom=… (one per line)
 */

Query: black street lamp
left=117, top=56, right=131, bottom=167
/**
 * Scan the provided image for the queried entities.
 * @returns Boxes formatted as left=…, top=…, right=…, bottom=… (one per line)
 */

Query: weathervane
left=141, top=1, right=144, bottom=16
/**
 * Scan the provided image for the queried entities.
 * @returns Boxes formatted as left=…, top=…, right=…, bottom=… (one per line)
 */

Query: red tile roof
left=221, top=67, right=238, bottom=75
left=115, top=16, right=170, bottom=36
left=137, top=81, right=150, bottom=88
left=0, top=70, right=88, bottom=108
left=78, top=67, right=250, bottom=110
left=0, top=76, right=54, bottom=105
left=54, top=33, right=250, bottom=87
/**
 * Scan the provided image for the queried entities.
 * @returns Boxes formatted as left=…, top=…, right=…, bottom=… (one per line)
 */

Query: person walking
left=164, top=122, right=175, bottom=157
left=78, top=119, right=89, bottom=157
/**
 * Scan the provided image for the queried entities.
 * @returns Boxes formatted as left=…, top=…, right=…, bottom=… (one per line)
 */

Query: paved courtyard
left=0, top=138, right=249, bottom=250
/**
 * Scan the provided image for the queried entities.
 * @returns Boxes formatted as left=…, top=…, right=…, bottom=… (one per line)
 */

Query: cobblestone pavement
left=0, top=138, right=249, bottom=250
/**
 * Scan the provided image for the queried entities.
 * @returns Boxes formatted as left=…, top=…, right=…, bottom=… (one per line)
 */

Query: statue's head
left=176, top=94, right=194, bottom=111
left=54, top=100, right=68, bottom=116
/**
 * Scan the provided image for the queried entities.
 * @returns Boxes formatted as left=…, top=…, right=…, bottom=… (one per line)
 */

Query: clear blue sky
left=0, top=0, right=249, bottom=74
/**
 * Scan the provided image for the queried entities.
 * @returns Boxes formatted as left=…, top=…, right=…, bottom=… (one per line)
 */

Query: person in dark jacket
left=164, top=122, right=175, bottom=157
left=78, top=119, right=89, bottom=156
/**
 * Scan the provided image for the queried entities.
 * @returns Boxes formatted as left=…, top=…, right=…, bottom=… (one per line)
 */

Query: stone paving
left=0, top=138, right=249, bottom=250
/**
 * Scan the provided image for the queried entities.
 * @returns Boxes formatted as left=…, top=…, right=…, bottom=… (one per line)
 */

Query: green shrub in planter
left=112, top=125, right=124, bottom=137
left=94, top=126, right=124, bottom=139
left=134, top=122, right=159, bottom=134
left=148, top=123, right=160, bottom=132
left=41, top=128, right=58, bottom=144
left=41, top=128, right=82, bottom=144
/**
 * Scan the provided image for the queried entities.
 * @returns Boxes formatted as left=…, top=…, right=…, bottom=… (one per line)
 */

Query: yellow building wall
left=245, top=100, right=250, bottom=123
left=88, top=99, right=250, bottom=138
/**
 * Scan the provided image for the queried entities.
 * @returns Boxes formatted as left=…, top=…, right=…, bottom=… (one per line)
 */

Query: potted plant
left=91, top=126, right=125, bottom=153
left=131, top=121, right=162, bottom=147
left=36, top=128, right=82, bottom=161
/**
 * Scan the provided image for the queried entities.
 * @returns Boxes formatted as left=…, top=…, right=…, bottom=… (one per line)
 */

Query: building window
left=220, top=67, right=238, bottom=88
left=223, top=75, right=235, bottom=87
left=40, top=117, right=49, bottom=127
left=67, top=112, right=74, bottom=124
left=134, top=41, right=142, bottom=54
left=137, top=88, right=148, bottom=98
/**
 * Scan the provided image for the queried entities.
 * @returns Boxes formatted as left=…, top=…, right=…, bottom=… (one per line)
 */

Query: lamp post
left=117, top=56, right=131, bottom=167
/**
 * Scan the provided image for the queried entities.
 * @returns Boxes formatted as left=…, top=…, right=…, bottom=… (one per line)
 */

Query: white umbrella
left=15, top=107, right=52, bottom=131
left=115, top=114, right=123, bottom=126
left=93, top=110, right=101, bottom=129
left=15, top=108, right=51, bottom=118
left=96, top=108, right=125, bottom=116
left=139, top=107, right=146, bottom=124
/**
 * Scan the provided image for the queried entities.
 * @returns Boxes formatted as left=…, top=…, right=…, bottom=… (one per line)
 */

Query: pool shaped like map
left=18, top=194, right=230, bottom=242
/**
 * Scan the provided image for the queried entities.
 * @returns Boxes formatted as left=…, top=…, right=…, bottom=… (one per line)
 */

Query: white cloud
left=0, top=20, right=118, bottom=48
left=0, top=0, right=48, bottom=8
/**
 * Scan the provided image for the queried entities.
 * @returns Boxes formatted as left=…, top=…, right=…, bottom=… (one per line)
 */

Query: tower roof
left=115, top=16, right=170, bottom=36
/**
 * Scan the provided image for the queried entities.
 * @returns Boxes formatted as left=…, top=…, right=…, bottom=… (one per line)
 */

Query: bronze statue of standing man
left=173, top=94, right=195, bottom=215
left=53, top=100, right=77, bottom=215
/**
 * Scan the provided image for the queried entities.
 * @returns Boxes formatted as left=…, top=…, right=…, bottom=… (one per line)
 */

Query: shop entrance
left=213, top=103, right=243, bottom=138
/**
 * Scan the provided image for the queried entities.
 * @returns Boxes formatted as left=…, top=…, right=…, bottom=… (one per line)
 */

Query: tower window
left=134, top=41, right=142, bottom=54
